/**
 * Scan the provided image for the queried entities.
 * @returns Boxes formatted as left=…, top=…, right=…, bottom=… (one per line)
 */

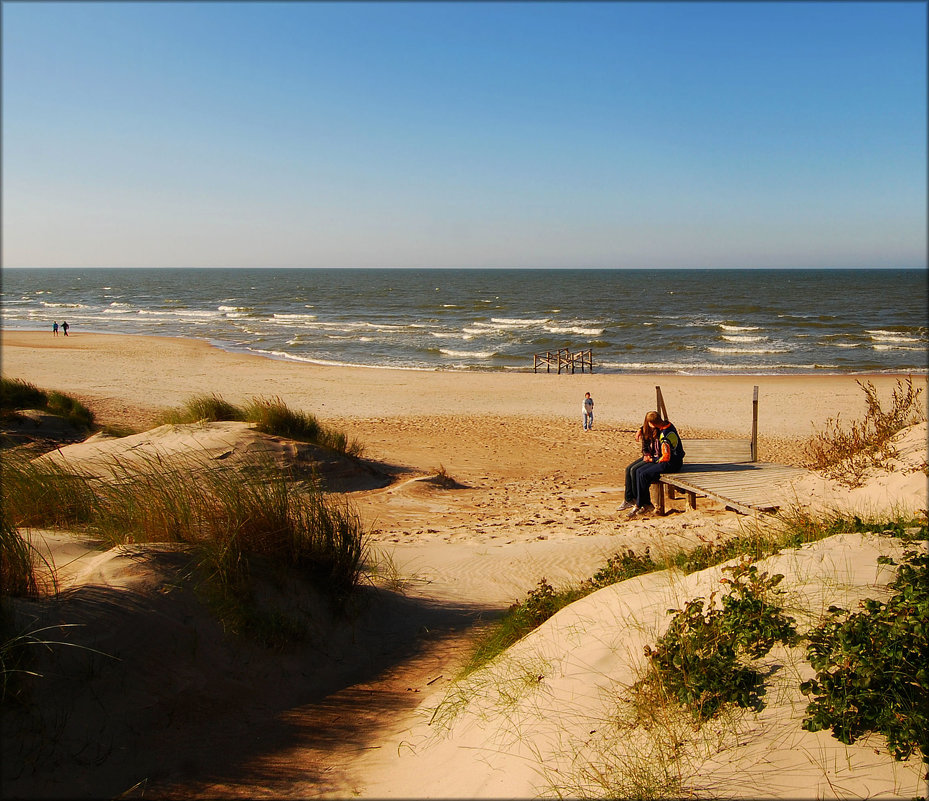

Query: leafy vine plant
left=800, top=547, right=928, bottom=780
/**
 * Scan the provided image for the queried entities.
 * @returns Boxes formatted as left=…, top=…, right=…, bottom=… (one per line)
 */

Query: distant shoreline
left=3, top=325, right=926, bottom=378
left=4, top=330, right=927, bottom=441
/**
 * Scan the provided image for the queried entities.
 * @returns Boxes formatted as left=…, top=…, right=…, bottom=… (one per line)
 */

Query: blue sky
left=2, top=1, right=926, bottom=269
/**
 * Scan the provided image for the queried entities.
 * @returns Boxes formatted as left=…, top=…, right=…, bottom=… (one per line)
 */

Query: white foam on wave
left=40, top=301, right=87, bottom=309
left=867, top=330, right=922, bottom=343
left=272, top=313, right=318, bottom=322
left=720, top=324, right=761, bottom=332
left=873, top=344, right=926, bottom=352
left=249, top=348, right=435, bottom=371
left=439, top=348, right=495, bottom=359
left=707, top=346, right=789, bottom=354
left=544, top=324, right=604, bottom=336
left=490, top=317, right=549, bottom=327
left=599, top=360, right=838, bottom=372
left=722, top=335, right=765, bottom=343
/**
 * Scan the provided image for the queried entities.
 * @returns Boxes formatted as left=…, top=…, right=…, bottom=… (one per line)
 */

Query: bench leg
left=667, top=486, right=677, bottom=500
left=687, top=491, right=697, bottom=510
left=656, top=483, right=666, bottom=515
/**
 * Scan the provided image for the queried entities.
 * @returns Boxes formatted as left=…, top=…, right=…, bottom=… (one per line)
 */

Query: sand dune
left=1, top=331, right=926, bottom=799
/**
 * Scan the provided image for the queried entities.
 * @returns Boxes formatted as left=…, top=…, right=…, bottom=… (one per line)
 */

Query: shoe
left=617, top=501, right=635, bottom=511
left=626, top=506, right=640, bottom=519
left=637, top=504, right=655, bottom=516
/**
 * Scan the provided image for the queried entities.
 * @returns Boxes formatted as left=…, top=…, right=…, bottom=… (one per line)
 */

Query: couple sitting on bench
left=618, top=411, right=685, bottom=518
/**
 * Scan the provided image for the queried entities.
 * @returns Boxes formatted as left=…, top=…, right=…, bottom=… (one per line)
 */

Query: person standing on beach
left=620, top=411, right=685, bottom=517
left=582, top=392, right=594, bottom=430
left=53, top=321, right=59, bottom=336
left=62, top=321, right=69, bottom=336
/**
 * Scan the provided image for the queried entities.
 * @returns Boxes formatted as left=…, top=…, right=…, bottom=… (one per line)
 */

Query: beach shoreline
left=3, top=330, right=925, bottom=440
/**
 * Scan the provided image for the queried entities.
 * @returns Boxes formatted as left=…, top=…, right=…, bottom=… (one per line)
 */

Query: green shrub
left=800, top=548, right=928, bottom=770
left=584, top=548, right=657, bottom=590
left=462, top=578, right=586, bottom=675
left=718, top=560, right=798, bottom=658
left=636, top=560, right=796, bottom=722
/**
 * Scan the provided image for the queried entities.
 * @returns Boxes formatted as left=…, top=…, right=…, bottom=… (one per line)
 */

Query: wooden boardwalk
left=658, top=457, right=808, bottom=516
left=653, top=386, right=808, bottom=516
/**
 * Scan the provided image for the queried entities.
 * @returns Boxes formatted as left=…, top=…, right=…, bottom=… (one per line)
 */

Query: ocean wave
left=431, top=331, right=473, bottom=340
left=722, top=335, right=765, bottom=343
left=707, top=346, right=789, bottom=354
left=544, top=325, right=605, bottom=336
left=867, top=330, right=922, bottom=343
left=719, top=324, right=761, bottom=332
left=872, top=344, right=926, bottom=352
left=490, top=317, right=549, bottom=327
left=439, top=348, right=496, bottom=359
left=598, top=359, right=835, bottom=372
left=247, top=348, right=435, bottom=371
left=40, top=301, right=88, bottom=309
left=271, top=313, right=318, bottom=321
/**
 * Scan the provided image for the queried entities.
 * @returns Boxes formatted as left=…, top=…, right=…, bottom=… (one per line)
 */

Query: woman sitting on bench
left=620, top=411, right=685, bottom=518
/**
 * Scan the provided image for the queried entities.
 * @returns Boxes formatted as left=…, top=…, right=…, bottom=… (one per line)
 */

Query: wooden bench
left=650, top=385, right=806, bottom=516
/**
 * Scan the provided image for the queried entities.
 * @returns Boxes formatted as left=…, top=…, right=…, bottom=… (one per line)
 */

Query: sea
left=1, top=268, right=926, bottom=375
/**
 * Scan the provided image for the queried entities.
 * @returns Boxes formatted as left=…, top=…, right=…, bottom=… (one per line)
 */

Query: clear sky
left=2, top=1, right=926, bottom=269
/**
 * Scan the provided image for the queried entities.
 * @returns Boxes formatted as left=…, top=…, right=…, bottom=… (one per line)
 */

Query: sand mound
left=0, top=408, right=90, bottom=451
left=356, top=532, right=926, bottom=799
left=34, top=420, right=390, bottom=493
left=786, top=421, right=928, bottom=517
left=1, top=531, right=484, bottom=799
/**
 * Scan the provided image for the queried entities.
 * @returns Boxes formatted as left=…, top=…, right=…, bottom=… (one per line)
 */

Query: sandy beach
left=2, top=329, right=927, bottom=799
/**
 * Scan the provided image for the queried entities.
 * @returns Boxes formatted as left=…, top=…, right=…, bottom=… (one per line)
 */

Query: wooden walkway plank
left=651, top=386, right=804, bottom=516
left=658, top=461, right=808, bottom=515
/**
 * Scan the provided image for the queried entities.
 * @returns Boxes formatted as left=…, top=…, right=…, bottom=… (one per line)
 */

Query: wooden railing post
left=655, top=386, right=669, bottom=420
left=751, top=385, right=759, bottom=461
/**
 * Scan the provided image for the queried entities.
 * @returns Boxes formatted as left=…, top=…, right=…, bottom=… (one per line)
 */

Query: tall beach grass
left=0, top=376, right=95, bottom=430
left=157, top=393, right=364, bottom=457
left=1, top=450, right=367, bottom=614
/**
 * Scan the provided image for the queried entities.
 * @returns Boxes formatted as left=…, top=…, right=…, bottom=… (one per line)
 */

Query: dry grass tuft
left=802, top=377, right=926, bottom=487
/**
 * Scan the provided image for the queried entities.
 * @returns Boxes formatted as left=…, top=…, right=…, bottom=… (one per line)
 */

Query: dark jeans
left=624, top=457, right=651, bottom=502
left=631, top=458, right=683, bottom=507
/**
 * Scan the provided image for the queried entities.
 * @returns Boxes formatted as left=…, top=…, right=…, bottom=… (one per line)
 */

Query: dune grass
left=0, top=376, right=95, bottom=430
left=157, top=393, right=364, bottom=457
left=802, top=376, right=926, bottom=487
left=1, top=450, right=367, bottom=628
left=461, top=510, right=927, bottom=678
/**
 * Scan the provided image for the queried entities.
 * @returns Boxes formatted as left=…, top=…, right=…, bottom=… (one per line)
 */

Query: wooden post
left=751, top=385, right=759, bottom=461
left=655, top=386, right=669, bottom=420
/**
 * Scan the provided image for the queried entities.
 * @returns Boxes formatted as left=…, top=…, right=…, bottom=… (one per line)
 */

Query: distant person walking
left=582, top=392, right=594, bottom=430
left=62, top=320, right=69, bottom=336
left=53, top=321, right=59, bottom=336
